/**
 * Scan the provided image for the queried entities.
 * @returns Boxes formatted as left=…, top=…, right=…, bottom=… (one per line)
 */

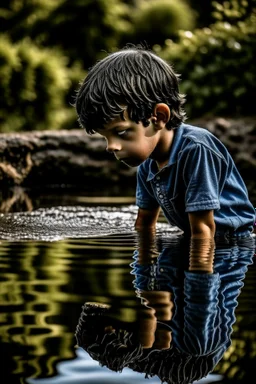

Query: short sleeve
left=136, top=164, right=159, bottom=210
left=183, top=143, right=226, bottom=212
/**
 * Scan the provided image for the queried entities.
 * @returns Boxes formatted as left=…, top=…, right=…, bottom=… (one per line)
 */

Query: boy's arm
left=188, top=210, right=216, bottom=273
left=135, top=207, right=161, bottom=263
left=188, top=210, right=216, bottom=239
left=135, top=207, right=161, bottom=229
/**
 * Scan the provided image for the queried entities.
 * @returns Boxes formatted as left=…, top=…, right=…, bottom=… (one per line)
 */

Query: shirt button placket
left=156, top=176, right=165, bottom=203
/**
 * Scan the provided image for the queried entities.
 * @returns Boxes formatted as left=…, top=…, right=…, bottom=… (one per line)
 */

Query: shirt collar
left=146, top=124, right=185, bottom=181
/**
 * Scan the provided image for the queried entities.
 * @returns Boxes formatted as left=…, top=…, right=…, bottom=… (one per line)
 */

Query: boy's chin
left=121, top=158, right=143, bottom=168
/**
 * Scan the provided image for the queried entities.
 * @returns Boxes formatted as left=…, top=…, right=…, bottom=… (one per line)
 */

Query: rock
left=0, top=117, right=255, bottom=208
left=0, top=129, right=136, bottom=189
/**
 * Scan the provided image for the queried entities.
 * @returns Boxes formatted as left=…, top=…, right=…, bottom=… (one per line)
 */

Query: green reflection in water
left=0, top=233, right=256, bottom=383
left=0, top=236, right=137, bottom=380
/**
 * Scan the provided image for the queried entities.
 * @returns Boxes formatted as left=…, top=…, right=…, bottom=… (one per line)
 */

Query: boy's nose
left=106, top=140, right=121, bottom=153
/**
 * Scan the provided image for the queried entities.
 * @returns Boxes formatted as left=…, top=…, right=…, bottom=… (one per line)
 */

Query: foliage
left=0, top=0, right=59, bottom=41
left=156, top=0, right=256, bottom=118
left=0, top=0, right=255, bottom=132
left=0, top=35, right=84, bottom=132
left=30, top=0, right=132, bottom=68
left=120, top=0, right=196, bottom=48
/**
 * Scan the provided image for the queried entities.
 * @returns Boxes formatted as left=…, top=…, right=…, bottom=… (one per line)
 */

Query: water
left=0, top=204, right=255, bottom=384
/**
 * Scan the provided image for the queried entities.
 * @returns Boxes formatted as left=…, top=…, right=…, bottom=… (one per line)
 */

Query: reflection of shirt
left=131, top=236, right=255, bottom=366
left=136, top=123, right=255, bottom=235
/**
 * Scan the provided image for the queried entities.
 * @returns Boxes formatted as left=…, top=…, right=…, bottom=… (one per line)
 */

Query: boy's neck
left=151, top=129, right=175, bottom=169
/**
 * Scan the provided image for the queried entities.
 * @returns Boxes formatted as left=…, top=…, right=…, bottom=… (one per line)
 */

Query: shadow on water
left=0, top=204, right=255, bottom=384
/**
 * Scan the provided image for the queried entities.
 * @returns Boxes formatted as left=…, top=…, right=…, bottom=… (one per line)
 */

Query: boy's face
left=96, top=112, right=161, bottom=168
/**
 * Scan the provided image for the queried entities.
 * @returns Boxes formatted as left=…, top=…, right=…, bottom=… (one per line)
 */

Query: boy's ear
left=153, top=103, right=171, bottom=128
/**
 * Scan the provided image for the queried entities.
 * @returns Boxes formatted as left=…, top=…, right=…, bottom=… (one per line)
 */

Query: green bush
left=122, top=0, right=196, bottom=47
left=1, top=0, right=255, bottom=132
left=156, top=0, right=256, bottom=117
left=0, top=0, right=58, bottom=41
left=31, top=0, right=132, bottom=69
left=0, top=35, right=85, bottom=132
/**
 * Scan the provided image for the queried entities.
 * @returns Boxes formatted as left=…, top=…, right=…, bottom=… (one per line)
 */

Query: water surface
left=0, top=204, right=255, bottom=384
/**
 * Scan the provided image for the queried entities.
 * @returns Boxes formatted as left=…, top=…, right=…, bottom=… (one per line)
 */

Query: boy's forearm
left=135, top=207, right=160, bottom=264
left=135, top=207, right=160, bottom=229
left=188, top=210, right=216, bottom=239
left=188, top=210, right=216, bottom=273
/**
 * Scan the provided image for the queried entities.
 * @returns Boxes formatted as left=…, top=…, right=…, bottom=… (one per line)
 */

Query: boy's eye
left=117, top=129, right=128, bottom=137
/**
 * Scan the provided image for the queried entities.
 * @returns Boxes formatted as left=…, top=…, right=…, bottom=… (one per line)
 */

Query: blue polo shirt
left=136, top=123, right=255, bottom=236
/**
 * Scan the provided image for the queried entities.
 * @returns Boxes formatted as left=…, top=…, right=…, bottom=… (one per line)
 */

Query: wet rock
left=0, top=129, right=136, bottom=188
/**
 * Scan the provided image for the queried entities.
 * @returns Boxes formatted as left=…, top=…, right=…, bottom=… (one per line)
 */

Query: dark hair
left=75, top=302, right=215, bottom=384
left=75, top=302, right=144, bottom=372
left=75, top=45, right=186, bottom=134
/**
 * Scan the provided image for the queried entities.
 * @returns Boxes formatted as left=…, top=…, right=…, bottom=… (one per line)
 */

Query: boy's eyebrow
left=113, top=125, right=128, bottom=130
left=100, top=123, right=127, bottom=132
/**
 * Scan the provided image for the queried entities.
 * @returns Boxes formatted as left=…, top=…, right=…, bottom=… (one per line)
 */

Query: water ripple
left=0, top=205, right=180, bottom=241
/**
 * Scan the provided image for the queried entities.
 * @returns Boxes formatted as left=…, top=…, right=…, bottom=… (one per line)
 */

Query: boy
left=75, top=45, right=255, bottom=241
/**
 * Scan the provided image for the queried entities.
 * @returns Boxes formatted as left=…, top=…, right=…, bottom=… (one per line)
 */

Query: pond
left=0, top=196, right=255, bottom=384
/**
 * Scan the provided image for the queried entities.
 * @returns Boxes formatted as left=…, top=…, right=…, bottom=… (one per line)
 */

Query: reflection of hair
left=75, top=303, right=215, bottom=384
left=75, top=45, right=186, bottom=134
left=75, top=303, right=143, bottom=372
left=129, top=348, right=216, bottom=384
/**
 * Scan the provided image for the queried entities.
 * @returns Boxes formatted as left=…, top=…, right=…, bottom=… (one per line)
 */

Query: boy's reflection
left=75, top=233, right=255, bottom=383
